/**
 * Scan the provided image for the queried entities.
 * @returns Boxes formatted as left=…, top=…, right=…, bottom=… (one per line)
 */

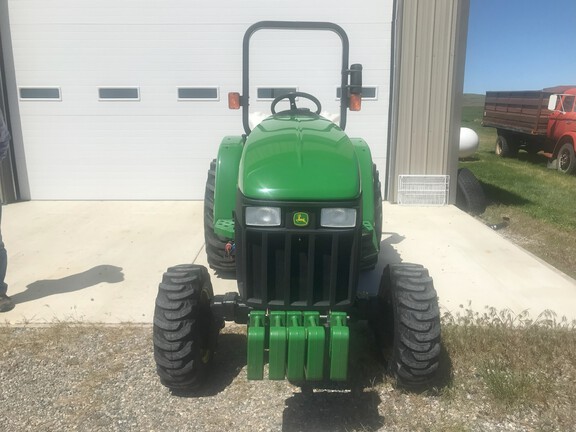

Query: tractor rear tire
left=153, top=264, right=222, bottom=392
left=371, top=263, right=441, bottom=390
left=204, top=159, right=236, bottom=274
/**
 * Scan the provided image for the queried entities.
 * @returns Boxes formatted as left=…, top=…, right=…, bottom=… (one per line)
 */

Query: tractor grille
left=240, top=228, right=358, bottom=310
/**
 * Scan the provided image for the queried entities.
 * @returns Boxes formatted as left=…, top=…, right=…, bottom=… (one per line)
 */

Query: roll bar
left=233, top=21, right=362, bottom=134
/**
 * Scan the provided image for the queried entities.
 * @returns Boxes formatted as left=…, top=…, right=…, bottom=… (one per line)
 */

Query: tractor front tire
left=153, top=264, right=221, bottom=392
left=204, top=159, right=236, bottom=273
left=371, top=263, right=441, bottom=390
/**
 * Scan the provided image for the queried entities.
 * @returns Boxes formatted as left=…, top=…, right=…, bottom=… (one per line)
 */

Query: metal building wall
left=387, top=0, right=470, bottom=203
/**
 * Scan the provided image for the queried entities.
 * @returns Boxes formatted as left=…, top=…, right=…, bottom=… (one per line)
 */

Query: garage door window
left=178, top=87, right=219, bottom=100
left=98, top=87, right=140, bottom=101
left=19, top=87, right=61, bottom=101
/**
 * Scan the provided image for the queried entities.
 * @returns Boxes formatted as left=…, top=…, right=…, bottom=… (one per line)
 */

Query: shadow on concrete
left=379, top=232, right=405, bottom=265
left=12, top=265, right=124, bottom=304
left=358, top=233, right=405, bottom=297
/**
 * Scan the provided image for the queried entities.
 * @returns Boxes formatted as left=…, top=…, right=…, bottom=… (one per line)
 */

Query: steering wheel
left=271, top=92, right=322, bottom=115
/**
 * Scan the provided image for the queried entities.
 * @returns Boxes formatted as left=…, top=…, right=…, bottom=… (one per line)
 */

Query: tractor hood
left=239, top=114, right=360, bottom=200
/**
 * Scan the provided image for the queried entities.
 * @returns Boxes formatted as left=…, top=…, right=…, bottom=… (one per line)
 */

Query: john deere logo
left=293, top=212, right=309, bottom=227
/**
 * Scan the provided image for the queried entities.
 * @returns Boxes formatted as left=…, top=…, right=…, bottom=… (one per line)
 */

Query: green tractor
left=153, top=21, right=441, bottom=392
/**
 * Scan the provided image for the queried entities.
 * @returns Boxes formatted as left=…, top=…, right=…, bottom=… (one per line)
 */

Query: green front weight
left=269, top=312, right=287, bottom=380
left=329, top=312, right=349, bottom=381
left=304, top=312, right=325, bottom=380
left=247, top=311, right=266, bottom=380
left=286, top=312, right=306, bottom=381
left=246, top=310, right=348, bottom=381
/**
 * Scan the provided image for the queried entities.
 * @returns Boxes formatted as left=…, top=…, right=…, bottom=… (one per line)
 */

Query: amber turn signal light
left=349, top=93, right=362, bottom=111
left=228, top=92, right=241, bottom=110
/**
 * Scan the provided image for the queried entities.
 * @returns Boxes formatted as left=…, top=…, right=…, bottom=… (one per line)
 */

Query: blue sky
left=464, top=0, right=576, bottom=94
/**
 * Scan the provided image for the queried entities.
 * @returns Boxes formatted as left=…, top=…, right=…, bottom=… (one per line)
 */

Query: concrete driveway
left=2, top=201, right=576, bottom=324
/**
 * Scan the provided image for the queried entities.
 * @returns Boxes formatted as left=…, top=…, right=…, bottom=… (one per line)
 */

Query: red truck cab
left=547, top=89, right=576, bottom=173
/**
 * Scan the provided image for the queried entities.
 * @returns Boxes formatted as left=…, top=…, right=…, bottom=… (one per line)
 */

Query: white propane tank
left=459, top=127, right=479, bottom=158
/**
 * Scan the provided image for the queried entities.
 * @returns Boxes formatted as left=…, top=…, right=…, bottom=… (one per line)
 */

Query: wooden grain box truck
left=482, top=86, right=576, bottom=174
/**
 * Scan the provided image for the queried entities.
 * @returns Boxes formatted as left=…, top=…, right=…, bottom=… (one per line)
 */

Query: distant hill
left=462, top=93, right=485, bottom=107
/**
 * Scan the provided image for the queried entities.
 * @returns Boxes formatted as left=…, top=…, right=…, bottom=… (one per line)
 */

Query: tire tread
left=153, top=265, right=216, bottom=391
left=372, top=263, right=442, bottom=390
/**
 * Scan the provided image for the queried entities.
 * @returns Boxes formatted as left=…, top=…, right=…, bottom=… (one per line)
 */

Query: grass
left=460, top=104, right=576, bottom=279
left=441, top=321, right=576, bottom=429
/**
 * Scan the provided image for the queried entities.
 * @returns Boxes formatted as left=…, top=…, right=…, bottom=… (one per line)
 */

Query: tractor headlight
left=320, top=208, right=356, bottom=228
left=245, top=207, right=281, bottom=226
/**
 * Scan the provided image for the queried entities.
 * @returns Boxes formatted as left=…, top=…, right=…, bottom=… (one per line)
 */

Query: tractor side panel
left=214, top=136, right=244, bottom=237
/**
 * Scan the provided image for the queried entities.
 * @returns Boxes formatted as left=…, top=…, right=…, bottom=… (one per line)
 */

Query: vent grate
left=397, top=175, right=449, bottom=206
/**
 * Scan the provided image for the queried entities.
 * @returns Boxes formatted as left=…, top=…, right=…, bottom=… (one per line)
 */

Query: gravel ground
left=0, top=323, right=567, bottom=432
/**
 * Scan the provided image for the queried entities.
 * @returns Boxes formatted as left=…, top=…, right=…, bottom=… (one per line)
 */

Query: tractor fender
left=214, top=136, right=244, bottom=231
left=351, top=138, right=376, bottom=226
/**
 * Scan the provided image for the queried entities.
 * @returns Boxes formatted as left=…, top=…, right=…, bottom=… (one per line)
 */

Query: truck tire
left=557, top=141, right=576, bottom=175
left=370, top=263, right=441, bottom=390
left=495, top=134, right=517, bottom=158
left=153, top=264, right=221, bottom=392
left=455, top=168, right=487, bottom=215
left=360, top=164, right=382, bottom=270
left=204, top=159, right=236, bottom=273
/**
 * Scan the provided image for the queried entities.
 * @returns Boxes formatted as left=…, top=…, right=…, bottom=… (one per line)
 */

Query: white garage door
left=7, top=0, right=393, bottom=199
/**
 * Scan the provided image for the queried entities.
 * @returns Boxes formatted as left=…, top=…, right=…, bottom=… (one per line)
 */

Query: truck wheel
left=204, top=159, right=236, bottom=273
left=153, top=264, right=221, bottom=392
left=495, top=134, right=517, bottom=158
left=455, top=168, right=486, bottom=215
left=557, top=141, right=576, bottom=174
left=370, top=263, right=441, bottom=390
